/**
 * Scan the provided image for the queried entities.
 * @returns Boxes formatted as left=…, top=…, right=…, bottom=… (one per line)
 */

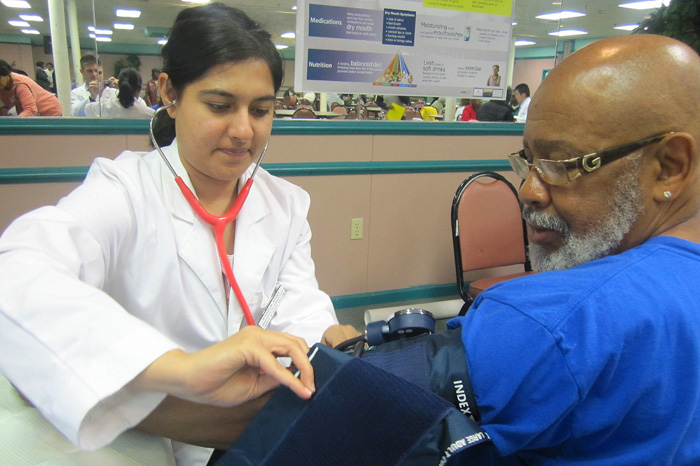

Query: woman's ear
left=157, top=73, right=177, bottom=118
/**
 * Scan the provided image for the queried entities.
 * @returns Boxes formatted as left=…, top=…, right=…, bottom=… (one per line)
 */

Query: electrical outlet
left=350, top=218, right=363, bottom=240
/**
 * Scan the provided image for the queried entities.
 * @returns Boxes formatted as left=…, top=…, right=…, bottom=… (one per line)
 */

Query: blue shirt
left=449, top=236, right=700, bottom=465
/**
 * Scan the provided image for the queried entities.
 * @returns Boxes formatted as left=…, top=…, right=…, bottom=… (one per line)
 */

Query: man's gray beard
left=523, top=159, right=645, bottom=272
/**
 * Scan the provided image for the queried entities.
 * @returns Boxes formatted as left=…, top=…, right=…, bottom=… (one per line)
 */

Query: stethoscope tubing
left=149, top=103, right=268, bottom=326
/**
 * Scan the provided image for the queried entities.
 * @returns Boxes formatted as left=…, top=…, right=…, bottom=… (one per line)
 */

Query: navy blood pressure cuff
left=216, top=329, right=498, bottom=466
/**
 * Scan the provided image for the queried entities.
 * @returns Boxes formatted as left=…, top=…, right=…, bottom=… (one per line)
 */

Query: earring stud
left=663, top=191, right=672, bottom=199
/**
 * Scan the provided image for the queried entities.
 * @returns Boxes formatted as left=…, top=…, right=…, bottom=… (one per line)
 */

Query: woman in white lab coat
left=85, top=67, right=155, bottom=119
left=0, top=4, right=353, bottom=466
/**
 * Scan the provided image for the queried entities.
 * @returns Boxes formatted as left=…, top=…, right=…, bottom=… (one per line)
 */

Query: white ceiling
left=0, top=0, right=660, bottom=53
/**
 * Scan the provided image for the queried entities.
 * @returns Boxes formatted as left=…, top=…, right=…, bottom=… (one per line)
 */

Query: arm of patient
left=136, top=393, right=272, bottom=450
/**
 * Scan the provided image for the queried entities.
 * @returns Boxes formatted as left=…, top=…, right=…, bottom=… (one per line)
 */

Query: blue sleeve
left=448, top=297, right=580, bottom=456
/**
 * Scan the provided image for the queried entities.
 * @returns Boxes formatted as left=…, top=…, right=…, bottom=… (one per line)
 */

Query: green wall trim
left=0, top=160, right=513, bottom=185
left=332, top=283, right=460, bottom=310
left=0, top=118, right=524, bottom=136
left=0, top=118, right=149, bottom=135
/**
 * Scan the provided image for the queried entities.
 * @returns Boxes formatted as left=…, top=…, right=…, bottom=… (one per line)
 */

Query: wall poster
left=294, top=0, right=514, bottom=98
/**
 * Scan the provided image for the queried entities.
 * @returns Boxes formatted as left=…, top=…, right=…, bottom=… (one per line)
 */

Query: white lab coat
left=515, top=96, right=531, bottom=123
left=0, top=140, right=338, bottom=465
left=85, top=88, right=155, bottom=119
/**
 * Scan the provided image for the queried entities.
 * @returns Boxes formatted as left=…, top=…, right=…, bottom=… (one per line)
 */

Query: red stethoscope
left=149, top=103, right=268, bottom=326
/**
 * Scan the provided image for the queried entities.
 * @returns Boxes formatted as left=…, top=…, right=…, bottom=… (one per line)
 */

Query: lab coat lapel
left=160, top=141, right=228, bottom=319
left=232, top=178, right=273, bottom=325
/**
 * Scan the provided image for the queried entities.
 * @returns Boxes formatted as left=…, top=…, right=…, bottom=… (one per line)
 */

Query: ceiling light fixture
left=515, top=40, right=536, bottom=46
left=95, top=36, right=112, bottom=42
left=618, top=1, right=670, bottom=9
left=1, top=0, right=31, bottom=8
left=548, top=29, right=588, bottom=36
left=158, top=38, right=168, bottom=45
left=614, top=24, right=639, bottom=30
left=116, top=9, right=141, bottom=18
left=114, top=23, right=134, bottom=30
left=21, top=28, right=40, bottom=34
left=281, top=32, right=295, bottom=39
left=536, top=10, right=586, bottom=20
left=8, top=20, right=30, bottom=27
left=19, top=14, right=42, bottom=21
left=275, top=44, right=289, bottom=49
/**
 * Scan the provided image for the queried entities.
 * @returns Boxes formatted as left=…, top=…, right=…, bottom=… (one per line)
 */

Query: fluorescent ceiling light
left=94, top=28, right=113, bottom=35
left=88, top=25, right=95, bottom=31
left=95, top=36, right=112, bottom=42
left=182, top=0, right=210, bottom=3
left=614, top=24, right=639, bottom=30
left=281, top=32, right=295, bottom=39
left=19, top=14, right=42, bottom=21
left=292, top=5, right=297, bottom=10
left=275, top=44, right=289, bottom=49
left=619, top=1, right=670, bottom=9
left=512, top=21, right=518, bottom=26
left=1, top=0, right=31, bottom=8
left=536, top=10, right=586, bottom=20
left=21, top=28, right=40, bottom=34
left=114, top=23, right=134, bottom=30
left=157, top=38, right=168, bottom=45
left=515, top=40, right=537, bottom=46
left=116, top=9, right=141, bottom=18
left=549, top=29, right=588, bottom=36
left=9, top=20, right=30, bottom=27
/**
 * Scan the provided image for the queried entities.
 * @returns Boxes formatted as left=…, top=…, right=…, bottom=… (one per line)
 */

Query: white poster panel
left=294, top=0, right=513, bottom=98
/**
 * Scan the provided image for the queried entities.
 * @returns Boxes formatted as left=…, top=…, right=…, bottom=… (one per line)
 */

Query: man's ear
left=157, top=73, right=177, bottom=118
left=652, top=132, right=697, bottom=202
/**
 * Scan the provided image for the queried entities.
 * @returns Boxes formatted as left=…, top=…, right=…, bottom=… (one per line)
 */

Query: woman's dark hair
left=153, top=3, right=284, bottom=146
left=117, top=68, right=142, bottom=109
left=0, top=59, right=12, bottom=77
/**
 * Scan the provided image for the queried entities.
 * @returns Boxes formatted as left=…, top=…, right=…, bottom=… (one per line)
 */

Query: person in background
left=70, top=55, right=117, bottom=116
left=460, top=99, right=482, bottom=121
left=0, top=59, right=62, bottom=116
left=85, top=67, right=155, bottom=118
left=454, top=98, right=469, bottom=121
left=513, top=83, right=531, bottom=123
left=42, top=62, right=55, bottom=94
left=34, top=61, right=51, bottom=92
left=487, top=64, right=501, bottom=86
left=0, top=4, right=354, bottom=466
left=476, top=86, right=514, bottom=122
left=430, top=96, right=446, bottom=113
left=325, top=91, right=344, bottom=111
left=144, top=67, right=160, bottom=107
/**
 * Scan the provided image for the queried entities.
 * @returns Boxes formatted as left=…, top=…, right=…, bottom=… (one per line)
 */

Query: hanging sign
left=294, top=0, right=513, bottom=98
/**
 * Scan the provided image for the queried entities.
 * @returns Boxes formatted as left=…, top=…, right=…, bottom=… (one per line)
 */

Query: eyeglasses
left=508, top=132, right=673, bottom=186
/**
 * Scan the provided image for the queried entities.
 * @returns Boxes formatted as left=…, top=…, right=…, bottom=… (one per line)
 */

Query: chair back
left=451, top=172, right=530, bottom=300
left=292, top=107, right=316, bottom=119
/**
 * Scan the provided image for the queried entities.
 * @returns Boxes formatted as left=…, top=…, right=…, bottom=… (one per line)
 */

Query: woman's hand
left=133, top=326, right=315, bottom=405
left=321, top=324, right=362, bottom=348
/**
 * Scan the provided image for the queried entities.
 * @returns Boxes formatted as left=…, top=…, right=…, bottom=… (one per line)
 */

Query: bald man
left=224, top=34, right=700, bottom=465
left=447, top=33, right=700, bottom=464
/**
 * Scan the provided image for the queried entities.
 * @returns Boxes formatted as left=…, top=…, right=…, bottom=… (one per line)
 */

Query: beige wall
left=1, top=131, right=522, bottom=299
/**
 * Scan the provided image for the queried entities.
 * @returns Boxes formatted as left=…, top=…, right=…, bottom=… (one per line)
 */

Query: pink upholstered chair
left=451, top=172, right=534, bottom=315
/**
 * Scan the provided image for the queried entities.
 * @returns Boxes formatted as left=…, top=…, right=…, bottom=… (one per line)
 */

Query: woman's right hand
left=133, top=326, right=315, bottom=405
